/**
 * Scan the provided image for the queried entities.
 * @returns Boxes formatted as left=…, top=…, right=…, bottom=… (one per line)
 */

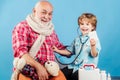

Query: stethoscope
left=72, top=27, right=89, bottom=65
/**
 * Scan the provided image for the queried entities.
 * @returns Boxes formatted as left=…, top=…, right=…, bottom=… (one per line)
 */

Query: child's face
left=79, top=20, right=94, bottom=35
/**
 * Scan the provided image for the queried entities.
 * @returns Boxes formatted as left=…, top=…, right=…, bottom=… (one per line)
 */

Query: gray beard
left=34, top=16, right=51, bottom=27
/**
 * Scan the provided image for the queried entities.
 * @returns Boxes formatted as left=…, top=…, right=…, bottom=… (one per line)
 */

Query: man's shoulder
left=13, top=20, right=30, bottom=31
left=16, top=20, right=28, bottom=26
left=50, top=30, right=56, bottom=34
left=15, top=20, right=29, bottom=28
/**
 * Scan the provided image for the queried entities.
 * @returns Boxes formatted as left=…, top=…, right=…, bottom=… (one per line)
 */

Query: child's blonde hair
left=78, top=13, right=97, bottom=31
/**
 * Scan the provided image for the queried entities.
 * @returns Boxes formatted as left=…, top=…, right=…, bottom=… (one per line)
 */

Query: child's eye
left=80, top=23, right=84, bottom=25
left=86, top=23, right=89, bottom=25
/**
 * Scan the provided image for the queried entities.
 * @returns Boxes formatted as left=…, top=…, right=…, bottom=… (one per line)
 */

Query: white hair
left=34, top=0, right=50, bottom=9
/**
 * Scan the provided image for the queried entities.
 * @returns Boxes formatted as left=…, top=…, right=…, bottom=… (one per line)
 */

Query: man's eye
left=42, top=12, right=46, bottom=14
left=49, top=13, right=53, bottom=16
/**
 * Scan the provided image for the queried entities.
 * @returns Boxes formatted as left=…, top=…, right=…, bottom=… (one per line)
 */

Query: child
left=53, top=13, right=101, bottom=80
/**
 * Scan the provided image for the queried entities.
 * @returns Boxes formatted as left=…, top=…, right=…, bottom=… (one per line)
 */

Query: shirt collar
left=79, top=34, right=89, bottom=44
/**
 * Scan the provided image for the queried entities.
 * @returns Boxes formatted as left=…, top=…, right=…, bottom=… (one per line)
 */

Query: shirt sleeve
left=52, top=31, right=66, bottom=49
left=12, top=22, right=29, bottom=58
left=96, top=39, right=101, bottom=55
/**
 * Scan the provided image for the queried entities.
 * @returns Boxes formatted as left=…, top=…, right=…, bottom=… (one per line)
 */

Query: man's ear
left=32, top=8, right=36, bottom=16
left=32, top=8, right=36, bottom=13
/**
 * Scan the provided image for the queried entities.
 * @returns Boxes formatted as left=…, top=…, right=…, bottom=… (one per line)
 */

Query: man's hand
left=36, top=64, right=49, bottom=80
left=22, top=53, right=49, bottom=80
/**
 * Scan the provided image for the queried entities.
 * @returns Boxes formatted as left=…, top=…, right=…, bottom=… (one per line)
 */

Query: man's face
left=34, top=3, right=53, bottom=24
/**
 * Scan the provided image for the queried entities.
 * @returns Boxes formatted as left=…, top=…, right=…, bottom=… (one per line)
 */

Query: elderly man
left=12, top=1, right=66, bottom=80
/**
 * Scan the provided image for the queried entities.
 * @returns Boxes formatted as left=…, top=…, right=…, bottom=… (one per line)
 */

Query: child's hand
left=52, top=46, right=59, bottom=52
left=90, top=38, right=96, bottom=47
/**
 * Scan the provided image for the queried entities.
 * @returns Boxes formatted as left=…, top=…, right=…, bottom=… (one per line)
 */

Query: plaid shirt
left=12, top=20, right=65, bottom=64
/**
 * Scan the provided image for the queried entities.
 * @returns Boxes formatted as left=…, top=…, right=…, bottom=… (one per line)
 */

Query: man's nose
left=45, top=14, right=49, bottom=18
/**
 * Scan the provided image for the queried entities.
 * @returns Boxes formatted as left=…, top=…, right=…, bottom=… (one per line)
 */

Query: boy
left=53, top=13, right=101, bottom=80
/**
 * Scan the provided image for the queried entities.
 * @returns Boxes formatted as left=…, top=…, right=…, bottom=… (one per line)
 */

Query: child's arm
left=52, top=46, right=71, bottom=56
left=89, top=31, right=98, bottom=57
left=90, top=39, right=98, bottom=57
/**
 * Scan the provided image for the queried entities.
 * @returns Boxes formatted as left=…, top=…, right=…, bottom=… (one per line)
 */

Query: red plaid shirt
left=12, top=20, right=65, bottom=64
